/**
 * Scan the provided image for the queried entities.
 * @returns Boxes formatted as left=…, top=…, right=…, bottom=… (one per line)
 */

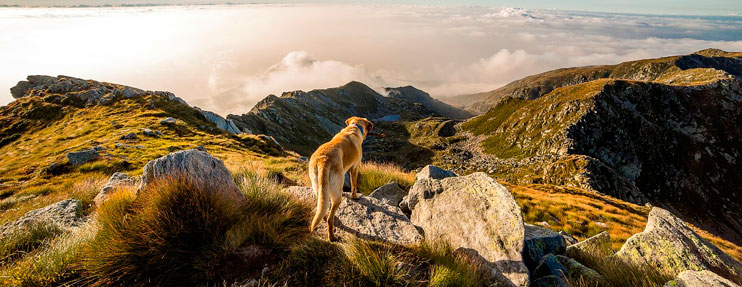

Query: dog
left=308, top=116, right=374, bottom=241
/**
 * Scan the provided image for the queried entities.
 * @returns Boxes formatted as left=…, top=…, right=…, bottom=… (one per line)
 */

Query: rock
left=523, top=224, right=567, bottom=271
left=66, top=148, right=99, bottom=165
left=141, top=128, right=162, bottom=137
left=120, top=132, right=138, bottom=140
left=114, top=143, right=132, bottom=149
left=415, top=165, right=457, bottom=181
left=160, top=117, right=177, bottom=125
left=665, top=270, right=741, bottom=287
left=566, top=231, right=614, bottom=259
left=556, top=255, right=608, bottom=285
left=298, top=156, right=307, bottom=162
left=558, top=231, right=578, bottom=246
left=534, top=254, right=569, bottom=279
left=0, top=199, right=82, bottom=236
left=531, top=275, right=569, bottom=287
left=41, top=162, right=67, bottom=176
left=94, top=172, right=136, bottom=206
left=285, top=186, right=421, bottom=245
left=92, top=145, right=104, bottom=151
left=616, top=207, right=742, bottom=282
left=139, top=149, right=243, bottom=201
left=407, top=172, right=528, bottom=286
left=195, top=107, right=242, bottom=134
left=369, top=182, right=406, bottom=207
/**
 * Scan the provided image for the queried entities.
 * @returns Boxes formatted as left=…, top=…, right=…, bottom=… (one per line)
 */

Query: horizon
left=2, top=3, right=742, bottom=115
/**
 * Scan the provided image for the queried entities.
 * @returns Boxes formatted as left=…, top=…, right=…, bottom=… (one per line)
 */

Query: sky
left=1, top=3, right=742, bottom=115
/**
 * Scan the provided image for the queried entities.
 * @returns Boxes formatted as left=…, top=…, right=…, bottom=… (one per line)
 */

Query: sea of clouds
left=1, top=4, right=742, bottom=115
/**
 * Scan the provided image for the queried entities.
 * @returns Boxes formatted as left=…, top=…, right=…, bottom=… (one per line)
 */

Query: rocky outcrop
left=0, top=199, right=82, bottom=236
left=523, top=224, right=567, bottom=271
left=415, top=165, right=457, bottom=181
left=566, top=231, right=614, bottom=259
left=368, top=182, right=406, bottom=207
left=665, top=270, right=741, bottom=287
left=406, top=172, right=528, bottom=286
left=616, top=208, right=742, bottom=283
left=160, top=117, right=177, bottom=125
left=95, top=172, right=137, bottom=206
left=285, top=186, right=421, bottom=245
left=195, top=107, right=243, bottom=134
left=67, top=148, right=99, bottom=165
left=384, top=85, right=472, bottom=119
left=139, top=149, right=243, bottom=201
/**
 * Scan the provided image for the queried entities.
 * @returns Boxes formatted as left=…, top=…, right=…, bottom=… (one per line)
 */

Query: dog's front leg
left=349, top=165, right=360, bottom=199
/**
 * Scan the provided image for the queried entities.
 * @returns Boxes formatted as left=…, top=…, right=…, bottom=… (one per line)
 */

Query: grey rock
left=141, top=128, right=162, bottom=137
left=120, top=132, right=138, bottom=140
left=114, top=143, right=132, bottom=149
left=285, top=186, right=421, bottom=245
left=407, top=172, right=528, bottom=286
left=66, top=148, right=99, bottom=165
left=523, top=224, right=567, bottom=271
left=566, top=231, right=614, bottom=259
left=665, top=270, right=741, bottom=287
left=559, top=231, right=578, bottom=246
left=196, top=108, right=242, bottom=134
left=94, top=173, right=136, bottom=206
left=0, top=199, right=82, bottom=236
left=556, top=255, right=608, bottom=286
left=139, top=149, right=243, bottom=201
left=616, top=207, right=742, bottom=282
left=534, top=254, right=569, bottom=279
left=369, top=182, right=406, bottom=207
left=160, top=117, right=177, bottom=125
left=415, top=165, right=457, bottom=181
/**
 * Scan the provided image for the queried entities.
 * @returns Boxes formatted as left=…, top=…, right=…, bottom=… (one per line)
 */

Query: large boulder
left=616, top=207, right=742, bottom=283
left=407, top=172, right=528, bottom=286
left=286, top=186, right=421, bottom=245
left=66, top=148, right=99, bottom=165
left=665, top=270, right=741, bottom=287
left=566, top=231, right=614, bottom=259
left=415, top=165, right=457, bottom=181
left=533, top=254, right=569, bottom=279
left=139, top=149, right=243, bottom=200
left=369, top=182, right=406, bottom=207
left=0, top=199, right=82, bottom=236
left=523, top=224, right=567, bottom=271
left=94, top=172, right=137, bottom=206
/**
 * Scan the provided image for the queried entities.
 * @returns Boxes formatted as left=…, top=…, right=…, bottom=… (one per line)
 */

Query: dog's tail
left=310, top=164, right=330, bottom=232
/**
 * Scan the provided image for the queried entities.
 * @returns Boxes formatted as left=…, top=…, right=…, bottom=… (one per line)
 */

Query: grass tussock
left=566, top=251, right=673, bottom=287
left=414, top=240, right=489, bottom=287
left=343, top=239, right=409, bottom=286
left=0, top=221, right=63, bottom=264
left=356, top=162, right=415, bottom=195
left=81, top=174, right=311, bottom=286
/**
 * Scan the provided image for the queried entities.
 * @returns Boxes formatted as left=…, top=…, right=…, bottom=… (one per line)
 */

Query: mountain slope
left=458, top=48, right=742, bottom=114
left=459, top=50, right=742, bottom=245
left=227, top=81, right=470, bottom=156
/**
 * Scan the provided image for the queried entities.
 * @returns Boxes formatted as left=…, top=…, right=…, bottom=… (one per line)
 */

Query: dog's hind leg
left=349, top=164, right=360, bottom=199
left=327, top=192, right=342, bottom=242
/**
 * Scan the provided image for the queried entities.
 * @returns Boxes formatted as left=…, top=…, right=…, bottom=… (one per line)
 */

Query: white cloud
left=2, top=5, right=742, bottom=115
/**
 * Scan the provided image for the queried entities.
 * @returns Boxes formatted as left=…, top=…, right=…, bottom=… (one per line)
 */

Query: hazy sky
left=1, top=4, right=742, bottom=115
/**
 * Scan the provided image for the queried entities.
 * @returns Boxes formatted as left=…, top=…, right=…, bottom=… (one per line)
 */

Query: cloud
left=2, top=5, right=742, bottom=116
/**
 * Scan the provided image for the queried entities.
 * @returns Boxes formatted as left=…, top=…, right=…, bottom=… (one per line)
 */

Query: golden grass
left=357, top=162, right=415, bottom=195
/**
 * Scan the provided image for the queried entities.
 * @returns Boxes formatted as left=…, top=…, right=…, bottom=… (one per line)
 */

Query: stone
left=66, top=148, right=99, bottom=165
left=160, top=117, right=177, bottom=125
left=139, top=149, right=243, bottom=201
left=407, top=172, right=528, bottom=286
left=534, top=254, right=569, bottom=279
left=415, top=165, right=457, bottom=181
left=531, top=275, right=569, bottom=287
left=195, top=108, right=242, bottom=134
left=665, top=270, right=741, bottom=287
left=369, top=182, right=406, bottom=207
left=559, top=231, right=578, bottom=246
left=285, top=186, right=421, bottom=245
left=94, top=172, right=136, bottom=206
left=114, top=143, right=132, bottom=149
left=523, top=223, right=567, bottom=271
left=556, top=255, right=608, bottom=286
left=0, top=199, right=82, bottom=236
left=566, top=231, right=614, bottom=259
left=616, top=207, right=742, bottom=282
left=120, top=132, right=138, bottom=140
left=141, top=128, right=162, bottom=137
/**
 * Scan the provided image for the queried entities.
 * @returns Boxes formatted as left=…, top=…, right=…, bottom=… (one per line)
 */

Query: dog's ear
left=345, top=117, right=353, bottom=126
left=366, top=119, right=374, bottom=132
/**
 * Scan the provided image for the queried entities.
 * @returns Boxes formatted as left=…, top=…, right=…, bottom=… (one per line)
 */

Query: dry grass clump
left=566, top=251, right=672, bottom=287
left=356, top=162, right=415, bottom=195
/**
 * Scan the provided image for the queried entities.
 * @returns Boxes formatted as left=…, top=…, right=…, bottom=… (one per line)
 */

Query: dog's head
left=345, top=117, right=373, bottom=138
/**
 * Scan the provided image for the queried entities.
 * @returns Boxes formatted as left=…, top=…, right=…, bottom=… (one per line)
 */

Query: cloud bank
left=1, top=5, right=741, bottom=115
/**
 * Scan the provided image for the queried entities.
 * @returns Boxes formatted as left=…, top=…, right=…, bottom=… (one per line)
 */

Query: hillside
left=455, top=48, right=742, bottom=114
left=458, top=50, right=742, bottom=246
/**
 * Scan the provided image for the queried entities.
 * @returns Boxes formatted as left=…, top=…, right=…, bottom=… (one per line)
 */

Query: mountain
left=457, top=48, right=742, bottom=114
left=226, top=81, right=470, bottom=156
left=457, top=49, right=742, bottom=245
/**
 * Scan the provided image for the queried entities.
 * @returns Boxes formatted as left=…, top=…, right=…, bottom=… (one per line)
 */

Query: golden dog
left=309, top=116, right=374, bottom=241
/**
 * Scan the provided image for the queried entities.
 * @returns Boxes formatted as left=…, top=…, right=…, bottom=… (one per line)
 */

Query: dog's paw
left=350, top=193, right=361, bottom=200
